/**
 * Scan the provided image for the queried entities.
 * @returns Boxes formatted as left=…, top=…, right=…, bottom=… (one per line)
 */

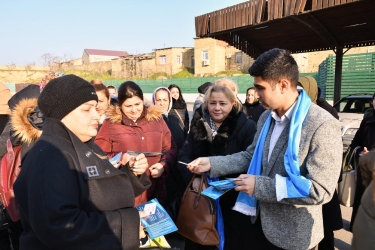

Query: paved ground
left=334, top=206, right=353, bottom=249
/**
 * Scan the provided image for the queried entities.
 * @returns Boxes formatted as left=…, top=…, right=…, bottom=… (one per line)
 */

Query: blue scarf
left=206, top=174, right=225, bottom=250
left=233, top=90, right=312, bottom=216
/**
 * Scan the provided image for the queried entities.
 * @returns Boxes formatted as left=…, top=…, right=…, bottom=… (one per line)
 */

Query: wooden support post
left=334, top=45, right=343, bottom=104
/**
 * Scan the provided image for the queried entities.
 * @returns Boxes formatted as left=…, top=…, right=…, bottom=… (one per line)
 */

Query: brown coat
left=95, top=105, right=177, bottom=205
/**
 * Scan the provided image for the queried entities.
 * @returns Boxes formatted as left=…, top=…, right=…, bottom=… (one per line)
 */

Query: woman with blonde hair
left=178, top=85, right=257, bottom=250
left=214, top=78, right=238, bottom=95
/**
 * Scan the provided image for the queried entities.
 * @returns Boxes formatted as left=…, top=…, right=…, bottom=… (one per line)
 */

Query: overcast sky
left=0, top=0, right=245, bottom=65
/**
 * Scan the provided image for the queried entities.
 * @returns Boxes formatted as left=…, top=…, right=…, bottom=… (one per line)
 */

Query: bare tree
left=40, top=53, right=60, bottom=67
left=25, top=62, right=36, bottom=76
left=60, top=53, right=74, bottom=64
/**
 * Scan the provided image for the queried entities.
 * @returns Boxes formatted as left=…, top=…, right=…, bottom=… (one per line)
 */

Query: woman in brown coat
left=95, top=81, right=177, bottom=206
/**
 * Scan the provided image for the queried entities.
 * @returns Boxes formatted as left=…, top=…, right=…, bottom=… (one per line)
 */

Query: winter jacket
left=0, top=84, right=43, bottom=159
left=14, top=117, right=151, bottom=250
left=350, top=110, right=375, bottom=230
left=315, top=98, right=343, bottom=232
left=242, top=101, right=266, bottom=124
left=95, top=105, right=177, bottom=205
left=352, top=152, right=375, bottom=250
left=170, top=103, right=189, bottom=144
left=351, top=110, right=375, bottom=152
left=178, top=107, right=257, bottom=203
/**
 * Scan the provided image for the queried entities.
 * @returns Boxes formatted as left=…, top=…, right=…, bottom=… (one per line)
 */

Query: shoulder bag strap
left=173, top=109, right=183, bottom=124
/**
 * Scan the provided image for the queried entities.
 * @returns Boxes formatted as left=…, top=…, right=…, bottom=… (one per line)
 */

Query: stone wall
left=55, top=61, right=113, bottom=73
left=0, top=66, right=49, bottom=83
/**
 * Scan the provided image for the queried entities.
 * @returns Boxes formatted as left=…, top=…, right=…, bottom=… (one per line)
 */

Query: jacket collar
left=10, top=98, right=42, bottom=144
left=42, top=117, right=124, bottom=179
left=190, top=107, right=245, bottom=155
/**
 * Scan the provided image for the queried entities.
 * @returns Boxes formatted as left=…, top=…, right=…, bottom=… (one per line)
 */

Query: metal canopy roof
left=195, top=0, right=375, bottom=59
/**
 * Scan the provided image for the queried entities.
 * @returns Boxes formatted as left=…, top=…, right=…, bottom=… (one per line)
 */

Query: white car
left=333, top=94, right=373, bottom=151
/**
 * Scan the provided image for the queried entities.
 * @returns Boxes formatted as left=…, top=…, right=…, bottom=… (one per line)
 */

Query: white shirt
left=268, top=102, right=297, bottom=161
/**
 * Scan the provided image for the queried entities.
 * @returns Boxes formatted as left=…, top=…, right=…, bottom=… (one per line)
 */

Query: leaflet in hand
left=136, top=199, right=178, bottom=239
left=109, top=152, right=122, bottom=168
left=202, top=179, right=238, bottom=200
left=209, top=179, right=237, bottom=191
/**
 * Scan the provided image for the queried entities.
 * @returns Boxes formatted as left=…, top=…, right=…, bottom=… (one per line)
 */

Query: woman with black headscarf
left=168, top=84, right=189, bottom=138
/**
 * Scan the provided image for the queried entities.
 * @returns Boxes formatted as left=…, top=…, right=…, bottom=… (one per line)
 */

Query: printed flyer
left=136, top=199, right=178, bottom=239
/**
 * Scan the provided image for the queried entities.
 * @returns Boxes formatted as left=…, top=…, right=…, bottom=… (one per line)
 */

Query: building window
left=160, top=55, right=166, bottom=64
left=201, top=50, right=209, bottom=60
left=192, top=57, right=195, bottom=68
left=177, top=55, right=181, bottom=64
left=235, top=52, right=242, bottom=63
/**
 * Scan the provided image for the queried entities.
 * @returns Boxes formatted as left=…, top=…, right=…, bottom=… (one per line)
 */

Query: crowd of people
left=0, top=48, right=374, bottom=250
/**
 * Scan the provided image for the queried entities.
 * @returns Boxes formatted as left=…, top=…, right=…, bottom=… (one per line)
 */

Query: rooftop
left=84, top=49, right=129, bottom=57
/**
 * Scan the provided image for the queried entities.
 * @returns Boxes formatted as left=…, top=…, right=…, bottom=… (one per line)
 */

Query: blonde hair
left=214, top=78, right=238, bottom=95
left=202, top=85, right=242, bottom=114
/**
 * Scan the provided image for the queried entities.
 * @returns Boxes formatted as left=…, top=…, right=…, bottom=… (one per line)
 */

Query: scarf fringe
left=232, top=202, right=257, bottom=216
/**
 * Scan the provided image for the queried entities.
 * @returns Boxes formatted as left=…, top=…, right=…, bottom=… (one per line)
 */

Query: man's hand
left=149, top=163, right=164, bottom=178
left=233, top=174, right=256, bottom=195
left=187, top=157, right=211, bottom=174
left=360, top=147, right=369, bottom=156
left=129, top=154, right=148, bottom=176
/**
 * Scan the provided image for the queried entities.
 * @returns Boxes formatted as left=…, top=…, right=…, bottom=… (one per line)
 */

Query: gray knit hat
left=38, top=74, right=98, bottom=120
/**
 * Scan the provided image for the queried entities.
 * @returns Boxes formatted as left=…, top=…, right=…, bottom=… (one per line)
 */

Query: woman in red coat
left=95, top=81, right=177, bottom=205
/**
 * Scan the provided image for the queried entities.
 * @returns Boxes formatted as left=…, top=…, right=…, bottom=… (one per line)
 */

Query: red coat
left=95, top=105, right=177, bottom=205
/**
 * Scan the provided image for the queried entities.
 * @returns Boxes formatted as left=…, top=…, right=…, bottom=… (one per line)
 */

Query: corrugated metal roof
left=195, top=0, right=375, bottom=58
left=84, top=49, right=129, bottom=57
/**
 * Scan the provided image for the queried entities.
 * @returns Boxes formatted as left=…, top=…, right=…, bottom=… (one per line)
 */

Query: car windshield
left=334, top=97, right=373, bottom=113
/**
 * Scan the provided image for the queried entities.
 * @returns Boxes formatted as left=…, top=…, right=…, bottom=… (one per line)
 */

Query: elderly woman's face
left=61, top=100, right=100, bottom=142
left=121, top=96, right=144, bottom=121
left=208, top=91, right=234, bottom=125
left=155, top=90, right=170, bottom=114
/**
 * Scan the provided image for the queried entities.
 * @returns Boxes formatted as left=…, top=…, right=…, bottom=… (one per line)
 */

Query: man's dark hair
left=248, top=48, right=299, bottom=89
left=118, top=81, right=143, bottom=106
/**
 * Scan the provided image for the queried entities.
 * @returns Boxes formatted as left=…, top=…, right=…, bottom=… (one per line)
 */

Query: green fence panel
left=103, top=75, right=255, bottom=94
left=317, top=52, right=375, bottom=100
